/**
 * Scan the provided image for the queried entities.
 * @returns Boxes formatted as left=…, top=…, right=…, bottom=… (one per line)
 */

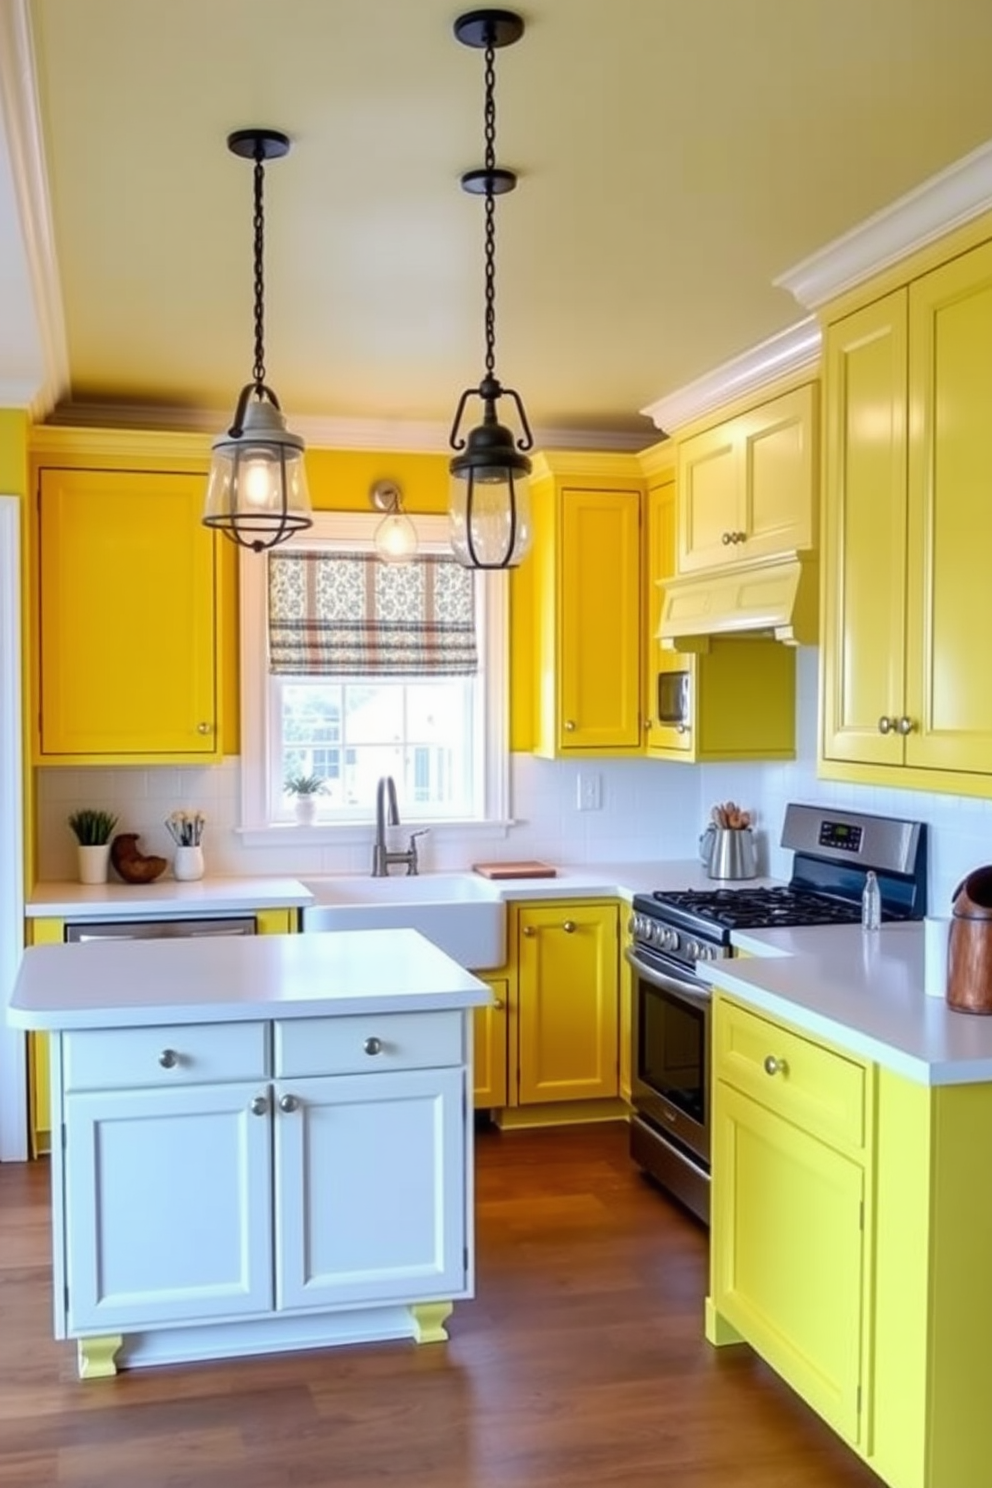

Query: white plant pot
left=173, top=845, right=205, bottom=882
left=294, top=795, right=318, bottom=826
left=77, top=843, right=111, bottom=885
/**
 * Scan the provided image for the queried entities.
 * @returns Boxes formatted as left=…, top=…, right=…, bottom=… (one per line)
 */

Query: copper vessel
left=947, top=867, right=992, bottom=1015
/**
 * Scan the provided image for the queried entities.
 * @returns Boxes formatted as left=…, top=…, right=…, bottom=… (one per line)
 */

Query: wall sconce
left=371, top=480, right=418, bottom=564
left=448, top=9, right=534, bottom=571
left=202, top=128, right=313, bottom=554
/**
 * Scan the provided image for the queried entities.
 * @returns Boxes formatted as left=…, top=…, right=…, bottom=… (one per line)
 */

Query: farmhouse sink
left=300, top=873, right=506, bottom=970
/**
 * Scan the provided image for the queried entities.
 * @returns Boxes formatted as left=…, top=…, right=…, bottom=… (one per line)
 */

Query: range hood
left=657, top=551, right=818, bottom=650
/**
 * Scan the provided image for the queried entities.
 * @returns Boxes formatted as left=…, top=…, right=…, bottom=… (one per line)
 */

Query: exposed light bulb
left=374, top=511, right=418, bottom=564
left=243, top=456, right=275, bottom=509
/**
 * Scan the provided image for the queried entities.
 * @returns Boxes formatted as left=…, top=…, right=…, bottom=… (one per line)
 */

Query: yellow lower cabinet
left=516, top=900, right=619, bottom=1106
left=711, top=1081, right=866, bottom=1445
left=472, top=975, right=509, bottom=1110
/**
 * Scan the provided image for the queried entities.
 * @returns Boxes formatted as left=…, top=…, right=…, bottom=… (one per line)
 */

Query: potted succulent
left=68, top=808, right=119, bottom=885
left=285, top=773, right=326, bottom=825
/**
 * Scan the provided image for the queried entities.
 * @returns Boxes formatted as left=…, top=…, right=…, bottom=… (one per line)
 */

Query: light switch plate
left=576, top=770, right=602, bottom=812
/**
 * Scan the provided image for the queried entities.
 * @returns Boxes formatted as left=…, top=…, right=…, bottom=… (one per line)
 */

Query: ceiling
left=5, top=0, right=992, bottom=447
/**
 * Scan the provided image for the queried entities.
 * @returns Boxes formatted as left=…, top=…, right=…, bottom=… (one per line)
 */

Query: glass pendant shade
left=204, top=393, right=312, bottom=554
left=449, top=416, right=532, bottom=569
left=374, top=511, right=418, bottom=564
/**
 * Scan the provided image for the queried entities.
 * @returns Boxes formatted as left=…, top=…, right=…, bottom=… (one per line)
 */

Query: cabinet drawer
left=63, top=1022, right=269, bottom=1091
left=275, top=1011, right=464, bottom=1077
left=715, top=999, right=866, bottom=1152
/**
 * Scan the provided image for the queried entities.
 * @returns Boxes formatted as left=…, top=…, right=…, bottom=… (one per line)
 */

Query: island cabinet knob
left=763, top=1055, right=788, bottom=1077
left=158, top=1049, right=179, bottom=1069
left=250, top=1095, right=269, bottom=1116
left=278, top=1094, right=299, bottom=1113
left=363, top=1037, right=384, bottom=1057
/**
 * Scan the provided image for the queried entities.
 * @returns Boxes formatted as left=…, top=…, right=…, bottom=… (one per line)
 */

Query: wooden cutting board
left=472, top=861, right=558, bottom=880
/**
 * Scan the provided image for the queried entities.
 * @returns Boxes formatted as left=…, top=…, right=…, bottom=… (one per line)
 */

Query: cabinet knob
left=196, top=722, right=214, bottom=735
left=897, top=715, right=915, bottom=736
left=564, top=720, right=577, bottom=732
left=563, top=920, right=576, bottom=933
left=492, top=997, right=504, bottom=1010
left=522, top=925, right=535, bottom=937
left=763, top=1055, right=788, bottom=1077
left=363, top=1036, right=383, bottom=1056
left=250, top=1094, right=269, bottom=1116
left=721, top=531, right=733, bottom=545
left=158, top=1048, right=179, bottom=1069
left=278, top=1093, right=299, bottom=1113
left=676, top=722, right=688, bottom=734
left=878, top=715, right=895, bottom=735
left=735, top=530, right=747, bottom=543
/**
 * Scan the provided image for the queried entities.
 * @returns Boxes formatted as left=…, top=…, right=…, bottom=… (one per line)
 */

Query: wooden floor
left=0, top=1122, right=881, bottom=1488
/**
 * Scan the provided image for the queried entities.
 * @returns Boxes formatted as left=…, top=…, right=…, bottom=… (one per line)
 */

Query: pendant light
left=370, top=480, right=418, bottom=564
left=203, top=129, right=313, bottom=554
left=449, top=9, right=533, bottom=570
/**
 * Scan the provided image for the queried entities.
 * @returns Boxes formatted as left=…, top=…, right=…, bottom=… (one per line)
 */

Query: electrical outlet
left=576, top=770, right=602, bottom=812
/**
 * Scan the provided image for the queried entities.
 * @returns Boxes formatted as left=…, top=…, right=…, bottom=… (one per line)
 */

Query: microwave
left=657, top=670, right=691, bottom=729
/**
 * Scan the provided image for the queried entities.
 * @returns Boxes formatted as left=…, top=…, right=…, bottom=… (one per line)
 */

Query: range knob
left=696, top=943, right=714, bottom=962
left=663, top=928, right=679, bottom=952
left=685, top=938, right=700, bottom=960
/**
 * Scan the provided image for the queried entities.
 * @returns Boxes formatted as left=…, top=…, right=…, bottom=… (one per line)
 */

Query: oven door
left=627, top=946, right=710, bottom=1169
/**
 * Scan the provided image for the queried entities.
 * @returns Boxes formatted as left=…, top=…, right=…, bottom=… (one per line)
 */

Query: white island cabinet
left=9, top=928, right=491, bottom=1379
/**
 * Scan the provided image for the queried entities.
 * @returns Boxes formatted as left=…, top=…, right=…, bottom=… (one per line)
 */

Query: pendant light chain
left=483, top=37, right=497, bottom=380
left=252, top=146, right=267, bottom=394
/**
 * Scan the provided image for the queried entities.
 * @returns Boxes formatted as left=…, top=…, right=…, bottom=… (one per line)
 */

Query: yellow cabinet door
left=645, top=478, right=694, bottom=757
left=473, top=975, right=509, bottom=1109
left=558, top=488, right=642, bottom=752
left=712, top=1081, right=866, bottom=1446
left=516, top=902, right=618, bottom=1105
left=905, top=240, right=992, bottom=774
left=677, top=421, right=741, bottom=572
left=38, top=468, right=219, bottom=761
left=677, top=385, right=817, bottom=574
left=821, top=291, right=909, bottom=767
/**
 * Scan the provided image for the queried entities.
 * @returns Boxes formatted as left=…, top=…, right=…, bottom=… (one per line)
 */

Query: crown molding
left=0, top=0, right=70, bottom=417
left=640, top=317, right=821, bottom=435
left=776, top=137, right=992, bottom=310
left=46, top=399, right=652, bottom=455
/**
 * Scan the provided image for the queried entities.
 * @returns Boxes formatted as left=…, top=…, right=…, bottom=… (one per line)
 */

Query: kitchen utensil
left=947, top=866, right=992, bottom=1014
left=699, top=825, right=757, bottom=880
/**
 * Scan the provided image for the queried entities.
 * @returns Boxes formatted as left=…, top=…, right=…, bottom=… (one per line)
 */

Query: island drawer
left=63, top=1022, right=269, bottom=1091
left=715, top=998, right=866, bottom=1152
left=274, top=1010, right=464, bottom=1077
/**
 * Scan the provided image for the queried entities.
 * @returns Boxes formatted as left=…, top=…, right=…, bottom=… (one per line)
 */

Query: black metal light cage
left=449, top=9, right=534, bottom=570
left=203, top=128, right=312, bottom=555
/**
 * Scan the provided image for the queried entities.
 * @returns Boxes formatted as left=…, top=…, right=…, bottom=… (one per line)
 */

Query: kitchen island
left=704, top=922, right=992, bottom=1488
left=8, top=928, right=491, bottom=1379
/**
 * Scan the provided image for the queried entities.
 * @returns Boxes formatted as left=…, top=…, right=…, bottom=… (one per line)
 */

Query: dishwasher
left=64, top=917, right=257, bottom=942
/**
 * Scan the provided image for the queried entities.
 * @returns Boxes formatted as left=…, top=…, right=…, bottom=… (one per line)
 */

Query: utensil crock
left=701, top=826, right=757, bottom=881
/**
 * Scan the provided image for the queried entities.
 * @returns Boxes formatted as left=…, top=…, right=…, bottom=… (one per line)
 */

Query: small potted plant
left=68, top=808, right=119, bottom=885
left=285, top=773, right=326, bottom=825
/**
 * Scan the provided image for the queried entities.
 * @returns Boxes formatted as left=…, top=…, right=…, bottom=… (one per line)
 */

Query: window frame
left=237, top=512, right=511, bottom=845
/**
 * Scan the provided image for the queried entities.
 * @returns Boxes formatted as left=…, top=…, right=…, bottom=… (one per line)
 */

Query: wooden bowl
left=110, top=833, right=168, bottom=885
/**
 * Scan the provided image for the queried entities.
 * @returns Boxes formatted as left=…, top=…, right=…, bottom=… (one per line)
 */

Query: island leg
left=77, top=1334, right=123, bottom=1379
left=411, top=1302, right=453, bottom=1343
left=705, top=1297, right=744, bottom=1346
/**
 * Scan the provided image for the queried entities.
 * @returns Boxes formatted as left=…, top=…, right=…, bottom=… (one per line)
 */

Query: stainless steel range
left=627, top=803, right=928, bottom=1224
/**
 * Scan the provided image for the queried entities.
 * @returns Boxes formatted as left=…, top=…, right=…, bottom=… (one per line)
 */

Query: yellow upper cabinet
left=530, top=454, right=644, bottom=757
left=821, top=235, right=992, bottom=791
left=644, top=472, right=796, bottom=763
left=677, top=384, right=818, bottom=574
left=37, top=466, right=221, bottom=763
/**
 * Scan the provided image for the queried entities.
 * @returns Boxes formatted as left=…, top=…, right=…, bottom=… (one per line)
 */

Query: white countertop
left=8, top=928, right=491, bottom=1030
left=25, top=876, right=314, bottom=920
left=458, top=861, right=780, bottom=901
left=708, top=921, right=992, bottom=1087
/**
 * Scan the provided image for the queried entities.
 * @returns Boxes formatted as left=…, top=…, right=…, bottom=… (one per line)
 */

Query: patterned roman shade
left=268, top=551, right=478, bottom=676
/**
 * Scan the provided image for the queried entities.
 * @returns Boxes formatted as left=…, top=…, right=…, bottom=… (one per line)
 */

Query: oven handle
left=624, top=946, right=713, bottom=1008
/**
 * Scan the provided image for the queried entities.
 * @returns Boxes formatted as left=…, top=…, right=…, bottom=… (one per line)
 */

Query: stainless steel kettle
left=699, top=824, right=757, bottom=881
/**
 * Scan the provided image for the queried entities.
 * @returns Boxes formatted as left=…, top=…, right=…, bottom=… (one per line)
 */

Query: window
left=239, top=514, right=510, bottom=839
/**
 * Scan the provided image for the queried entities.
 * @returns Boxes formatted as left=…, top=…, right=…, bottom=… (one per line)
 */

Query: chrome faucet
left=371, top=775, right=428, bottom=877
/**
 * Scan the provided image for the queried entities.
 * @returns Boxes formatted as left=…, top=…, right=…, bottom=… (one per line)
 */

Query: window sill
left=235, top=819, right=514, bottom=851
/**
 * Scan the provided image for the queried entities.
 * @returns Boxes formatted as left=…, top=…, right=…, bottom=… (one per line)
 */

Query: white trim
left=239, top=516, right=510, bottom=842
left=0, top=497, right=27, bottom=1162
left=776, top=136, right=992, bottom=311
left=0, top=0, right=70, bottom=417
left=48, top=401, right=650, bottom=455
left=640, top=317, right=822, bottom=434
